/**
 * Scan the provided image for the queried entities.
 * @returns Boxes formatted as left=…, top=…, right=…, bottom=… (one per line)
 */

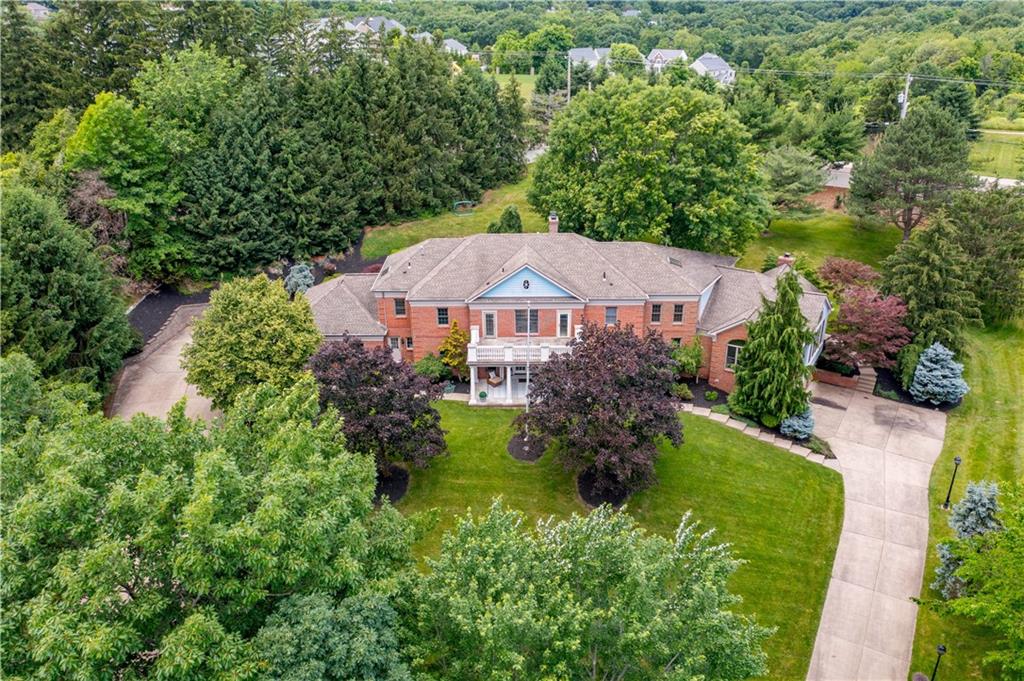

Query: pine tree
left=0, top=3, right=48, bottom=151
left=452, top=67, right=501, bottom=200
left=494, top=77, right=527, bottom=183
left=909, top=342, right=970, bottom=405
left=881, top=215, right=981, bottom=353
left=728, top=271, right=814, bottom=427
left=808, top=106, right=865, bottom=164
left=535, top=52, right=566, bottom=95
left=950, top=481, right=1001, bottom=539
left=487, top=205, right=523, bottom=233
left=933, top=83, right=981, bottom=141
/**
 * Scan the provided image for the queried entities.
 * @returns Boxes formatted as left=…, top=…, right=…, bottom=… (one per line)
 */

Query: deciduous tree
left=825, top=286, right=911, bottom=368
left=515, top=322, right=681, bottom=492
left=182, top=275, right=322, bottom=409
left=728, top=271, right=814, bottom=428
left=530, top=78, right=769, bottom=254
left=817, top=257, right=880, bottom=298
left=438, top=320, right=470, bottom=381
left=409, top=501, right=771, bottom=681
left=308, top=337, right=446, bottom=474
left=850, top=102, right=974, bottom=241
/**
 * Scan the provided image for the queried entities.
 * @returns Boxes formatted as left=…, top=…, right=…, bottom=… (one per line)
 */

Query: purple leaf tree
left=515, top=322, right=682, bottom=493
left=309, top=336, right=446, bottom=473
left=825, top=286, right=912, bottom=368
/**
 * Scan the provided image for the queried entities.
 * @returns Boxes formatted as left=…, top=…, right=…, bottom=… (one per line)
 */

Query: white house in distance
left=568, top=47, right=611, bottom=69
left=413, top=32, right=470, bottom=56
left=646, top=48, right=688, bottom=73
left=690, top=52, right=736, bottom=85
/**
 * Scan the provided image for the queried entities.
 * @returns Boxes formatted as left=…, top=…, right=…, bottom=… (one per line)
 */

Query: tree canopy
left=530, top=78, right=769, bottom=255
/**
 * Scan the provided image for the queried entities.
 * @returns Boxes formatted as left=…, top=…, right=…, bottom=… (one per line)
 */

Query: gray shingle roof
left=568, top=47, right=610, bottom=64
left=692, top=52, right=731, bottom=72
left=373, top=233, right=735, bottom=302
left=698, top=264, right=829, bottom=334
left=443, top=38, right=468, bottom=54
left=306, top=274, right=386, bottom=339
left=647, top=49, right=688, bottom=62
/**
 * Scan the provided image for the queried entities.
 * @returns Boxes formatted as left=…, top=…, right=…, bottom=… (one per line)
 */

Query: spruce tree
left=909, top=342, right=970, bottom=405
left=881, top=214, right=981, bottom=354
left=950, top=481, right=1001, bottom=539
left=487, top=205, right=523, bottom=233
left=452, top=67, right=500, bottom=200
left=933, top=83, right=981, bottom=141
left=0, top=3, right=48, bottom=151
left=494, top=77, right=527, bottom=183
left=535, top=51, right=566, bottom=95
left=728, top=271, right=815, bottom=428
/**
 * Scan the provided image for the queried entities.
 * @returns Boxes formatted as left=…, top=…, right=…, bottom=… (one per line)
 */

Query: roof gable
left=475, top=265, right=579, bottom=300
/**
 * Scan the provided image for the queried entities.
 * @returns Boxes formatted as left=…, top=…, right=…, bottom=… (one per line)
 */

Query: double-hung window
left=483, top=312, right=496, bottom=338
left=605, top=307, right=618, bottom=325
left=405, top=337, right=414, bottom=349
left=725, top=340, right=745, bottom=370
left=651, top=304, right=662, bottom=324
left=673, top=304, right=684, bottom=324
left=515, top=309, right=539, bottom=334
left=393, top=298, right=406, bottom=316
left=557, top=311, right=570, bottom=337
left=436, top=307, right=449, bottom=325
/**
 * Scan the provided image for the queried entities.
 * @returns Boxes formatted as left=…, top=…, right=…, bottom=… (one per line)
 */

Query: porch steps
left=855, top=367, right=877, bottom=394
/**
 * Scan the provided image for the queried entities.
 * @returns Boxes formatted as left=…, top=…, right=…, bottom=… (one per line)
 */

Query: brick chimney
left=777, top=252, right=796, bottom=267
left=548, top=211, right=559, bottom=234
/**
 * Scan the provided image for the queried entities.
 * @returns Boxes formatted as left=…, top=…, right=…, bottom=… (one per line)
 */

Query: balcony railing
left=467, top=325, right=581, bottom=364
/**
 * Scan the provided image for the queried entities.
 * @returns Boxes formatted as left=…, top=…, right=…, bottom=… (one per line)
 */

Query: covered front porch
left=469, top=364, right=533, bottom=406
left=466, top=324, right=581, bottom=406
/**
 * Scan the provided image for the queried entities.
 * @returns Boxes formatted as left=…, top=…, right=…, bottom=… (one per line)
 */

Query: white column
left=470, top=368, right=477, bottom=404
left=505, top=367, right=512, bottom=403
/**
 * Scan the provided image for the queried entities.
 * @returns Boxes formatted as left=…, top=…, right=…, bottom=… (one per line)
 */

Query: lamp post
left=930, top=644, right=946, bottom=681
left=942, top=456, right=962, bottom=510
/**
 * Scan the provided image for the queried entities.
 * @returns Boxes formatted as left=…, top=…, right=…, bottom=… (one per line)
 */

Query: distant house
left=351, top=15, right=407, bottom=36
left=645, top=48, right=688, bottom=74
left=622, top=8, right=641, bottom=17
left=443, top=38, right=469, bottom=56
left=568, top=47, right=610, bottom=69
left=23, top=1, right=51, bottom=21
left=690, top=52, right=736, bottom=85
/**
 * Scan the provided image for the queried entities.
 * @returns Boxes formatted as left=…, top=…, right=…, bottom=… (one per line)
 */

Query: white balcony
left=466, top=325, right=581, bottom=365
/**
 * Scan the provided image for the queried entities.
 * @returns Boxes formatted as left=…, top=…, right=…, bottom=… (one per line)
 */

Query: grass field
left=970, top=132, right=1024, bottom=179
left=398, top=402, right=845, bottom=680
left=737, top=213, right=902, bottom=270
left=493, top=73, right=537, bottom=102
left=360, top=168, right=546, bottom=259
left=909, top=322, right=1024, bottom=680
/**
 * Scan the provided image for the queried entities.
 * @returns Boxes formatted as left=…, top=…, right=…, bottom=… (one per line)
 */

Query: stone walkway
left=806, top=383, right=947, bottom=681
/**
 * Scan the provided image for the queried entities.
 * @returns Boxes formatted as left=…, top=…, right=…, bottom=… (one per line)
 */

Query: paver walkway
left=807, top=383, right=946, bottom=681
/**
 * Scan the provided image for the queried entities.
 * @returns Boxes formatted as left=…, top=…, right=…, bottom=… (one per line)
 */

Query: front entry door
left=389, top=337, right=401, bottom=362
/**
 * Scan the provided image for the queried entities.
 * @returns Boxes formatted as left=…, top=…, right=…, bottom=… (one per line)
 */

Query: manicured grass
left=493, top=73, right=537, bottom=102
left=970, top=132, right=1024, bottom=179
left=399, top=402, right=845, bottom=680
left=737, top=213, right=902, bottom=271
left=910, top=322, right=1024, bottom=680
left=360, top=169, right=546, bottom=260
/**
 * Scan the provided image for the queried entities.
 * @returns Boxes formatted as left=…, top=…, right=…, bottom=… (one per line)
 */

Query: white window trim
left=436, top=307, right=449, bottom=326
left=483, top=310, right=497, bottom=338
left=605, top=306, right=618, bottom=326
left=514, top=308, right=539, bottom=335
left=651, top=303, right=662, bottom=325
left=393, top=298, right=407, bottom=317
left=672, top=303, right=685, bottom=325
left=725, top=340, right=745, bottom=372
left=557, top=310, right=571, bottom=337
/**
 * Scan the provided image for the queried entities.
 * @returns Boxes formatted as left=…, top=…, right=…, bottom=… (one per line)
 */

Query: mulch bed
left=128, top=284, right=212, bottom=345
left=507, top=432, right=544, bottom=462
left=577, top=466, right=629, bottom=508
left=681, top=379, right=730, bottom=409
left=874, top=367, right=960, bottom=412
left=374, top=463, right=409, bottom=504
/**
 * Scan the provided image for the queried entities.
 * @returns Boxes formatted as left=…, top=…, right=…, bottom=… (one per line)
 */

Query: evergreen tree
left=728, top=271, right=815, bottom=428
left=487, top=205, right=523, bottom=233
left=808, top=106, right=865, bottom=164
left=763, top=145, right=827, bottom=212
left=494, top=77, right=527, bottom=183
left=451, top=67, right=501, bottom=199
left=951, top=481, right=1002, bottom=539
left=284, top=263, right=315, bottom=299
left=180, top=81, right=280, bottom=277
left=730, top=80, right=786, bottom=147
left=0, top=183, right=135, bottom=390
left=863, top=76, right=902, bottom=124
left=850, top=102, right=974, bottom=241
left=933, top=83, right=981, bottom=140
left=0, top=2, right=48, bottom=151
left=535, top=51, right=566, bottom=95
left=881, top=215, right=981, bottom=353
left=909, top=342, right=970, bottom=405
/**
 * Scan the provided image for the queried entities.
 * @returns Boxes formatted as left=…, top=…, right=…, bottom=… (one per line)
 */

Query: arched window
left=725, top=340, right=746, bottom=370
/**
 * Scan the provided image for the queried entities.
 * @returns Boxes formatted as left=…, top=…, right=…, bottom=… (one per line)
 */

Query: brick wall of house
left=582, top=304, right=645, bottom=328
left=468, top=308, right=567, bottom=338
left=378, top=297, right=414, bottom=360
left=645, top=301, right=698, bottom=345
left=706, top=324, right=749, bottom=393
left=408, top=304, right=470, bottom=361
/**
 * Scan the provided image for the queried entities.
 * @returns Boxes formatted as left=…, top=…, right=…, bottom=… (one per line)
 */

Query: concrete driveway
left=109, top=305, right=216, bottom=422
left=807, top=383, right=946, bottom=681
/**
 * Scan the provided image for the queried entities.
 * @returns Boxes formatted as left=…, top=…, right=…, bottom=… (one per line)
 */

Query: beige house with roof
left=305, top=218, right=829, bottom=404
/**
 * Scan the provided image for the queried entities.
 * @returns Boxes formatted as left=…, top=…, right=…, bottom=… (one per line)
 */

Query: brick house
left=307, top=220, right=829, bottom=405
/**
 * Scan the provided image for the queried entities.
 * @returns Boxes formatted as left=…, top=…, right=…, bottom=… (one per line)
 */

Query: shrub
left=671, top=382, right=693, bottom=400
left=710, top=404, right=730, bottom=415
left=487, top=205, right=523, bottom=233
left=780, top=409, right=815, bottom=440
left=950, top=481, right=1001, bottom=539
left=807, top=435, right=834, bottom=457
left=704, top=390, right=719, bottom=401
left=414, top=353, right=448, bottom=382
left=909, top=342, right=969, bottom=405
left=896, top=343, right=923, bottom=390
left=931, top=542, right=965, bottom=600
left=672, top=337, right=704, bottom=378
left=284, top=262, right=315, bottom=297
left=874, top=387, right=900, bottom=401
left=438, top=321, right=470, bottom=381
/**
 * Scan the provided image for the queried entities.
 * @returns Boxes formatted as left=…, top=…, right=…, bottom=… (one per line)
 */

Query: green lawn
left=493, top=72, right=537, bottom=102
left=399, top=402, right=845, bottom=680
left=737, top=213, right=902, bottom=271
left=910, top=322, right=1024, bottom=680
left=360, top=169, right=546, bottom=260
left=970, top=132, right=1024, bottom=179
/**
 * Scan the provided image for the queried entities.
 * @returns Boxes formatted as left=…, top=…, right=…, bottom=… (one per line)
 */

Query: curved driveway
left=807, top=383, right=946, bottom=681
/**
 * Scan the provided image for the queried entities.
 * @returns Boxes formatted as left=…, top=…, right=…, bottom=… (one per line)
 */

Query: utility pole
left=566, top=53, right=572, bottom=104
left=899, top=73, right=913, bottom=120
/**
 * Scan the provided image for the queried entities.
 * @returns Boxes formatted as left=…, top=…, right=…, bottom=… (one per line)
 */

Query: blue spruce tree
left=909, top=342, right=969, bottom=405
